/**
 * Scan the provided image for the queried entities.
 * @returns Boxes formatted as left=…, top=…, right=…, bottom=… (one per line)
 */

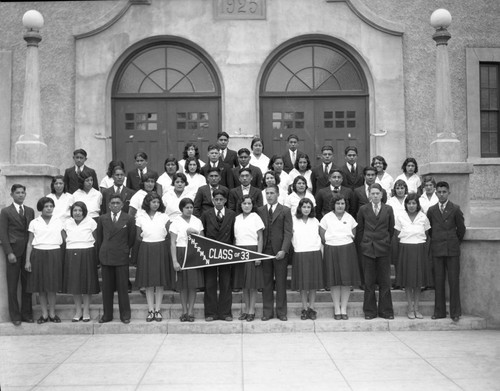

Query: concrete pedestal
left=430, top=138, right=461, bottom=162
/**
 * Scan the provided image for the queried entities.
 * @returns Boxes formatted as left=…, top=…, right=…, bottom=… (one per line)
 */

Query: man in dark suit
left=352, top=166, right=388, bottom=219
left=96, top=195, right=136, bottom=324
left=257, top=186, right=293, bottom=321
left=200, top=144, right=235, bottom=189
left=311, top=145, right=337, bottom=195
left=200, top=189, right=237, bottom=321
left=232, top=148, right=263, bottom=188
left=63, top=148, right=99, bottom=194
left=126, top=151, right=159, bottom=191
left=340, top=146, right=364, bottom=191
left=315, top=169, right=355, bottom=220
left=101, top=166, right=136, bottom=215
left=427, top=181, right=466, bottom=322
left=194, top=167, right=229, bottom=217
left=0, top=184, right=35, bottom=325
left=356, top=183, right=395, bottom=320
left=217, top=131, right=239, bottom=168
left=228, top=168, right=263, bottom=214
left=282, top=134, right=304, bottom=173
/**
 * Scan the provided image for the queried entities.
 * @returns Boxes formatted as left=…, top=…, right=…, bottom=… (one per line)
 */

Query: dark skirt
left=63, top=247, right=100, bottom=295
left=136, top=240, right=172, bottom=288
left=175, top=247, right=204, bottom=290
left=291, top=250, right=324, bottom=290
left=396, top=242, right=431, bottom=288
left=239, top=245, right=264, bottom=289
left=323, top=243, right=361, bottom=287
left=27, top=248, right=63, bottom=293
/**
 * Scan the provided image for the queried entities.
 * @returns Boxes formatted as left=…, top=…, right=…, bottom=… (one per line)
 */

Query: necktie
left=333, top=187, right=340, bottom=193
left=268, top=205, right=273, bottom=220
left=76, top=166, right=82, bottom=175
left=222, top=149, right=226, bottom=160
left=19, top=205, right=24, bottom=217
left=350, top=164, right=355, bottom=174
left=112, top=213, right=118, bottom=223
left=374, top=204, right=379, bottom=216
left=366, top=186, right=370, bottom=199
left=216, top=210, right=223, bottom=226
left=440, top=203, right=445, bottom=214
left=324, top=164, right=329, bottom=176
left=292, top=151, right=296, bottom=165
left=116, top=186, right=121, bottom=194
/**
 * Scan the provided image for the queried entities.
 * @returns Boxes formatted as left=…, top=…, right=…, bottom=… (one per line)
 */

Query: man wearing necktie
left=427, top=182, right=466, bottom=322
left=352, top=166, right=388, bottom=219
left=315, top=169, right=355, bottom=220
left=231, top=148, right=263, bottom=188
left=194, top=167, right=229, bottom=217
left=101, top=167, right=136, bottom=215
left=340, top=146, right=365, bottom=191
left=200, top=145, right=236, bottom=188
left=282, top=134, right=304, bottom=173
left=217, top=132, right=239, bottom=168
left=311, top=145, right=336, bottom=195
left=63, top=148, right=99, bottom=194
left=228, top=168, right=263, bottom=214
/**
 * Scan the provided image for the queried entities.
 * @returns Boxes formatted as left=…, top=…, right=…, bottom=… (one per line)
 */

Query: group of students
left=0, top=132, right=466, bottom=325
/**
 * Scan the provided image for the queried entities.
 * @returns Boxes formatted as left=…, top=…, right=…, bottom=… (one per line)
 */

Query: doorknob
left=129, top=135, right=134, bottom=139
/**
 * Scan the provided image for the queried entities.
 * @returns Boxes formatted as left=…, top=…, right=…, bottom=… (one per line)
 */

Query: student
left=257, top=185, right=293, bottom=321
left=126, top=152, right=158, bottom=191
left=200, top=144, right=235, bottom=188
left=193, top=167, right=229, bottom=217
left=96, top=195, right=136, bottom=324
left=268, top=155, right=291, bottom=196
left=232, top=148, right=263, bottom=189
left=162, top=173, right=196, bottom=219
left=46, top=175, right=73, bottom=222
left=184, top=157, right=208, bottom=196
left=315, top=169, right=355, bottom=220
left=177, top=143, right=205, bottom=174
left=228, top=168, right=263, bottom=214
left=73, top=171, right=102, bottom=220
left=395, top=157, right=421, bottom=195
left=261, top=171, right=286, bottom=206
left=101, top=166, right=135, bottom=215
left=311, top=145, right=336, bottom=195
left=427, top=182, right=466, bottom=322
left=217, top=131, right=239, bottom=168
left=284, top=175, right=316, bottom=216
left=339, top=146, right=364, bottom=191
left=63, top=148, right=99, bottom=194
left=352, top=166, right=388, bottom=219
left=200, top=189, right=237, bottom=321
left=371, top=155, right=394, bottom=196
left=157, top=157, right=179, bottom=195
left=419, top=175, right=439, bottom=214
left=0, top=184, right=35, bottom=325
left=288, top=153, right=313, bottom=190
left=127, top=172, right=159, bottom=217
left=249, top=137, right=270, bottom=175
left=356, top=183, right=395, bottom=320
left=282, top=134, right=304, bottom=174
left=100, top=160, right=126, bottom=191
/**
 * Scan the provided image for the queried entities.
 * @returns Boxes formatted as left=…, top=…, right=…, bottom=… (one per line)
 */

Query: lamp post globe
left=430, top=9, right=451, bottom=30
left=22, top=10, right=44, bottom=31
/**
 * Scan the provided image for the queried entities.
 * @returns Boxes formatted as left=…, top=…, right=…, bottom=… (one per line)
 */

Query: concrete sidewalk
left=1, top=330, right=499, bottom=390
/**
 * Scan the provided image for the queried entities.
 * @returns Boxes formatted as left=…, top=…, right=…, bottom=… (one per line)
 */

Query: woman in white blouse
left=419, top=176, right=439, bottom=214
left=268, top=155, right=291, bottom=196
left=62, top=201, right=99, bottom=322
left=72, top=171, right=102, bottom=220
left=371, top=155, right=394, bottom=197
left=99, top=160, right=126, bottom=191
left=288, top=153, right=313, bottom=191
left=292, top=198, right=324, bottom=320
left=162, top=173, right=196, bottom=219
left=178, top=143, right=205, bottom=174
left=319, top=193, right=361, bottom=320
left=184, top=157, right=207, bottom=196
left=395, top=157, right=421, bottom=195
left=157, top=157, right=179, bottom=195
left=25, top=197, right=64, bottom=324
left=135, top=193, right=172, bottom=322
left=249, top=137, right=270, bottom=175
left=47, top=175, right=73, bottom=222
left=284, top=175, right=315, bottom=215
left=128, top=172, right=160, bottom=217
left=261, top=171, right=285, bottom=206
left=394, top=194, right=431, bottom=319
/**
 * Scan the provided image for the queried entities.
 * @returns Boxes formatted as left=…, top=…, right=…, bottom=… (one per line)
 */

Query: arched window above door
left=114, top=45, right=219, bottom=96
left=262, top=44, right=366, bottom=95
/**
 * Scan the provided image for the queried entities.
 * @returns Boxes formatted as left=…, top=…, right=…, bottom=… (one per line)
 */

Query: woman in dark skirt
left=319, top=193, right=360, bottom=320
left=25, top=197, right=64, bottom=324
left=394, top=193, right=431, bottom=319
left=292, top=198, right=323, bottom=320
left=135, top=192, right=172, bottom=322
left=62, top=201, right=100, bottom=322
left=234, top=196, right=265, bottom=322
left=169, top=198, right=205, bottom=322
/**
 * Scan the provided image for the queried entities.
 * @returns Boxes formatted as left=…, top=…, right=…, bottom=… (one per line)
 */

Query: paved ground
left=1, top=330, right=499, bottom=390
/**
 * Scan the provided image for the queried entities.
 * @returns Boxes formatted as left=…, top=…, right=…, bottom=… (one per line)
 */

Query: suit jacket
left=256, top=204, right=293, bottom=255
left=126, top=169, right=159, bottom=191
left=64, top=166, right=99, bottom=194
left=221, top=148, right=239, bottom=168
left=0, top=204, right=35, bottom=257
left=193, top=185, right=229, bottom=218
left=96, top=212, right=136, bottom=266
left=311, top=164, right=338, bottom=195
left=200, top=161, right=236, bottom=189
left=228, top=186, right=263, bottom=214
left=427, top=201, right=466, bottom=257
left=283, top=149, right=305, bottom=174
left=315, top=186, right=355, bottom=220
left=232, top=165, right=263, bottom=189
left=352, top=185, right=388, bottom=219
left=340, top=163, right=365, bottom=191
left=201, top=208, right=236, bottom=244
left=101, top=186, right=136, bottom=215
left=356, top=203, right=395, bottom=258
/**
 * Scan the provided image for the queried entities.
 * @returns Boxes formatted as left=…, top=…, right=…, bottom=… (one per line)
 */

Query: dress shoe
left=12, top=320, right=22, bottom=326
left=364, top=315, right=376, bottom=320
left=224, top=316, right=233, bottom=322
left=278, top=315, right=287, bottom=321
left=155, top=311, right=163, bottom=322
left=205, top=316, right=215, bottom=322
left=98, top=317, right=112, bottom=323
left=382, top=315, right=394, bottom=320
left=407, top=311, right=415, bottom=320
left=246, top=314, right=255, bottom=322
left=452, top=316, right=460, bottom=322
left=414, top=311, right=423, bottom=319
left=121, top=319, right=130, bottom=324
left=261, top=315, right=272, bottom=321
left=49, top=315, right=61, bottom=323
left=238, top=313, right=248, bottom=321
left=300, top=309, right=308, bottom=320
left=334, top=314, right=342, bottom=320
left=82, top=317, right=91, bottom=323
left=431, top=315, right=445, bottom=320
left=307, top=308, right=317, bottom=320
left=22, top=317, right=34, bottom=323
left=341, top=314, right=349, bottom=320
left=72, top=316, right=83, bottom=322
left=146, top=310, right=155, bottom=322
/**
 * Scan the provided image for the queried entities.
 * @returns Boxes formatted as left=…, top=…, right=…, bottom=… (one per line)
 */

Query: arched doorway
left=112, top=42, right=221, bottom=172
left=260, top=39, right=369, bottom=167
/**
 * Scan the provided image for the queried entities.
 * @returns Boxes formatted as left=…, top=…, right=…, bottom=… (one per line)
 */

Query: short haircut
left=265, top=184, right=280, bottom=194
left=141, top=192, right=165, bottom=213
left=392, top=179, right=408, bottom=196
left=212, top=188, right=228, bottom=199
left=171, top=172, right=188, bottom=187
left=139, top=172, right=158, bottom=191
left=371, top=155, right=388, bottom=170
left=50, top=175, right=67, bottom=194
left=296, top=197, right=316, bottom=219
left=112, top=166, right=125, bottom=175
left=206, top=166, right=221, bottom=176
left=436, top=181, right=450, bottom=190
left=73, top=148, right=87, bottom=157
left=268, top=155, right=284, bottom=170
left=109, top=193, right=123, bottom=203
left=329, top=168, right=343, bottom=178
left=239, top=167, right=252, bottom=176
left=422, top=175, right=436, bottom=187
left=292, top=175, right=309, bottom=193
left=344, top=146, right=358, bottom=155
left=207, top=144, right=220, bottom=152
left=164, top=157, right=179, bottom=172
left=262, top=170, right=281, bottom=189
left=217, top=131, right=229, bottom=139
left=287, top=134, right=299, bottom=142
left=404, top=193, right=421, bottom=213
left=134, top=151, right=148, bottom=160
left=11, top=184, right=26, bottom=193
left=179, top=197, right=194, bottom=211
left=106, top=160, right=125, bottom=178
left=321, top=145, right=334, bottom=153
left=238, top=148, right=251, bottom=156
left=239, top=195, right=257, bottom=213
left=328, top=192, right=349, bottom=212
left=184, top=157, right=201, bottom=174
left=294, top=153, right=311, bottom=171
left=363, top=166, right=377, bottom=176
left=401, top=157, right=418, bottom=173
left=70, top=201, right=88, bottom=219
left=182, top=143, right=200, bottom=160
left=250, top=137, right=264, bottom=151
left=369, top=183, right=383, bottom=193
left=36, top=196, right=55, bottom=212
left=78, top=170, right=94, bottom=190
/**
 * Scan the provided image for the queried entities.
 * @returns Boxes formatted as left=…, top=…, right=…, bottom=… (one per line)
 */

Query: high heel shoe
left=154, top=310, right=163, bottom=322
left=37, top=316, right=48, bottom=324
left=146, top=310, right=155, bottom=322
left=72, top=316, right=83, bottom=322
left=238, top=313, right=248, bottom=321
left=246, top=314, right=255, bottom=322
left=49, top=315, right=61, bottom=323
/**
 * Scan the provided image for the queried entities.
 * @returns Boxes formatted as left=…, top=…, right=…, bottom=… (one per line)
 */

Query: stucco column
left=420, top=9, right=473, bottom=223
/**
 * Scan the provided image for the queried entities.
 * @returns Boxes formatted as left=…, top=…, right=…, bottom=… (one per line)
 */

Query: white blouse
left=129, top=189, right=148, bottom=212
left=29, top=216, right=63, bottom=250
left=288, top=169, right=313, bottom=191
left=185, top=173, right=207, bottom=196
left=386, top=196, right=407, bottom=222
left=320, top=212, right=357, bottom=246
left=395, top=173, right=421, bottom=194
left=277, top=171, right=291, bottom=196
left=234, top=213, right=265, bottom=246
left=250, top=153, right=270, bottom=175
left=178, top=159, right=206, bottom=174
left=395, top=211, right=430, bottom=244
left=63, top=217, right=96, bottom=249
left=419, top=192, right=439, bottom=214
left=292, top=216, right=322, bottom=252
left=169, top=215, right=204, bottom=247
left=284, top=191, right=316, bottom=216
left=136, top=211, right=170, bottom=242
left=375, top=171, right=394, bottom=196
left=72, top=188, right=102, bottom=219
left=162, top=188, right=196, bottom=219
left=157, top=173, right=174, bottom=194
left=100, top=175, right=127, bottom=189
left=47, top=192, right=73, bottom=222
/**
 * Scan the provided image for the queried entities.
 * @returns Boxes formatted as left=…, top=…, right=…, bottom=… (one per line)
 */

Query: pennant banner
left=182, top=234, right=275, bottom=270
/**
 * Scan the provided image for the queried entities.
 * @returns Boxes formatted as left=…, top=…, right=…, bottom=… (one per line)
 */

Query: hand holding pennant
left=182, top=234, right=275, bottom=270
